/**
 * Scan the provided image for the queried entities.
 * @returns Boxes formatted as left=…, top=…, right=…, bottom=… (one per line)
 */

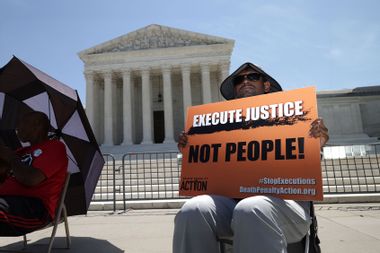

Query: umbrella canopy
left=0, top=56, right=104, bottom=215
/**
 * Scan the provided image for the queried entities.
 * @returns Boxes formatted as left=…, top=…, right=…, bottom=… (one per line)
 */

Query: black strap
left=309, top=202, right=321, bottom=253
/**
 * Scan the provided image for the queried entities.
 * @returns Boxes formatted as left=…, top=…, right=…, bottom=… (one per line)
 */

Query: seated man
left=173, top=62, right=329, bottom=253
left=0, top=111, right=68, bottom=236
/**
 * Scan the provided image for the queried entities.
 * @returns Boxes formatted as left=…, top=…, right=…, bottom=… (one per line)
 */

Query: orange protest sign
left=179, top=87, right=323, bottom=201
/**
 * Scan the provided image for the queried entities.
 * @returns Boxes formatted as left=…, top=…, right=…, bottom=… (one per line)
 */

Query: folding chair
left=287, top=202, right=321, bottom=253
left=218, top=202, right=321, bottom=253
left=22, top=172, right=71, bottom=253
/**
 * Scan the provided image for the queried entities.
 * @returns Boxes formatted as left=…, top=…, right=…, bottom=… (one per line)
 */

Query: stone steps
left=88, top=193, right=380, bottom=211
left=323, top=176, right=380, bottom=185
left=101, top=171, right=380, bottom=179
left=92, top=191, right=180, bottom=201
left=94, top=184, right=179, bottom=193
left=94, top=171, right=380, bottom=192
left=96, top=175, right=380, bottom=185
left=93, top=177, right=380, bottom=195
left=322, top=170, right=380, bottom=178
left=92, top=184, right=380, bottom=200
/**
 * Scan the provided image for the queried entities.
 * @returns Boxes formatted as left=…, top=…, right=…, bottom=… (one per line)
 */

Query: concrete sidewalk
left=1, top=203, right=380, bottom=253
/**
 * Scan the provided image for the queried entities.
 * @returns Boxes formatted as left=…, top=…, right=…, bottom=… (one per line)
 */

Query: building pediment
left=79, top=24, right=234, bottom=56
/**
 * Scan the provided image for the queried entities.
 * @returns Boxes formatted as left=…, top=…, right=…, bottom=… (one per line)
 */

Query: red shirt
left=0, top=139, right=68, bottom=218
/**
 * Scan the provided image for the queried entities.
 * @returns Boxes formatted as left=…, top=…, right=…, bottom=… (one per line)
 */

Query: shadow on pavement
left=0, top=236, right=124, bottom=253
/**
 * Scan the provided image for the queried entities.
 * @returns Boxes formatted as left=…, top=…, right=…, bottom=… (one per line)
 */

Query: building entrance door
left=153, top=110, right=165, bottom=143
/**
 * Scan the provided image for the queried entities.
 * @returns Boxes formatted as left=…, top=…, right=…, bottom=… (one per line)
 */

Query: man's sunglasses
left=232, top=73, right=262, bottom=85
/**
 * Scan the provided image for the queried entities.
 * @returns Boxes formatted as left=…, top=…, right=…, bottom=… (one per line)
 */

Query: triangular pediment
left=80, top=24, right=234, bottom=55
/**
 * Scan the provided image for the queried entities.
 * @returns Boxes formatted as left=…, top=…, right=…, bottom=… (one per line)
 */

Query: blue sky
left=1, top=0, right=379, bottom=104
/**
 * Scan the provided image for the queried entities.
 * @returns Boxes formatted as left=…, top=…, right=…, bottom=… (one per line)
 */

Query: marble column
left=201, top=63, right=212, bottom=103
left=350, top=103, right=364, bottom=134
left=181, top=64, right=192, bottom=122
left=162, top=66, right=174, bottom=143
left=219, top=62, right=230, bottom=84
left=103, top=71, right=114, bottom=145
left=121, top=69, right=133, bottom=145
left=84, top=71, right=96, bottom=135
left=141, top=67, right=153, bottom=144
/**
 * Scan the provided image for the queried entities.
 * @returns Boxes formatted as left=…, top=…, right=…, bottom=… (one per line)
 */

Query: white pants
left=173, top=195, right=311, bottom=253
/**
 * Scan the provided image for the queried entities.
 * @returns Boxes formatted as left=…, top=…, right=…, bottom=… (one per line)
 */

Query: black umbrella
left=0, top=56, right=104, bottom=215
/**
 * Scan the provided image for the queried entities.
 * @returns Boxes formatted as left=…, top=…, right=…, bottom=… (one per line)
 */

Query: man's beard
left=235, top=89, right=258, bottom=99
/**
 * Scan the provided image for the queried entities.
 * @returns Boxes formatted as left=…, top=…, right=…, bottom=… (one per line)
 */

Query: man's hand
left=0, top=145, right=46, bottom=186
left=309, top=118, right=329, bottom=148
left=177, top=131, right=188, bottom=153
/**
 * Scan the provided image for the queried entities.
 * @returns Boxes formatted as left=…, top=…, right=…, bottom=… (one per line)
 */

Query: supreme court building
left=79, top=24, right=233, bottom=146
left=79, top=24, right=380, bottom=148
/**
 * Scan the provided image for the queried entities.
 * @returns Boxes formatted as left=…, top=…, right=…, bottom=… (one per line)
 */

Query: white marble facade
left=79, top=24, right=234, bottom=145
left=317, top=87, right=380, bottom=145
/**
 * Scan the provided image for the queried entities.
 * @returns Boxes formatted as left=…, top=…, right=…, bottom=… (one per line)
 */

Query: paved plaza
left=1, top=203, right=380, bottom=253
